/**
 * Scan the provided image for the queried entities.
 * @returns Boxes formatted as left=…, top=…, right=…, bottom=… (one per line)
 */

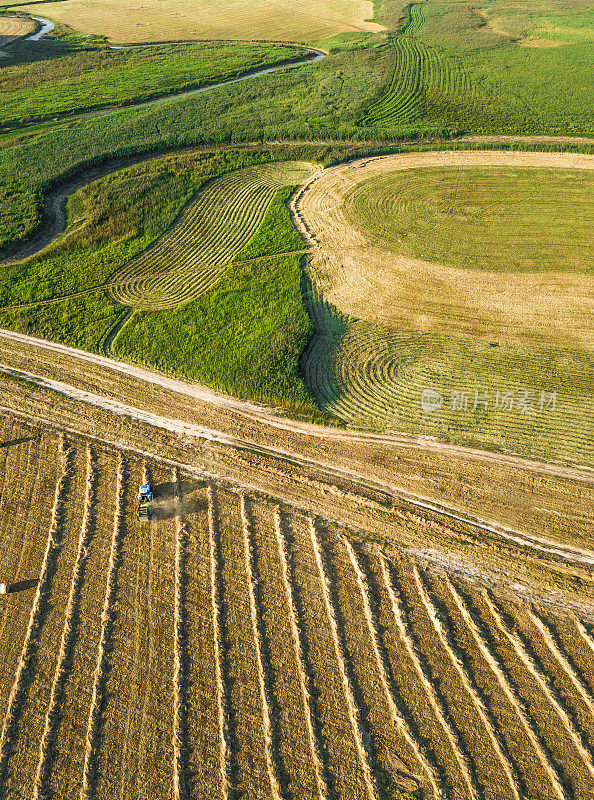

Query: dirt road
left=1, top=328, right=592, bottom=485
left=2, top=355, right=594, bottom=570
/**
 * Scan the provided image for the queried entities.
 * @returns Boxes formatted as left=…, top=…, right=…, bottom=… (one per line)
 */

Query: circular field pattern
left=301, top=303, right=594, bottom=463
left=344, top=166, right=594, bottom=273
left=294, top=151, right=594, bottom=462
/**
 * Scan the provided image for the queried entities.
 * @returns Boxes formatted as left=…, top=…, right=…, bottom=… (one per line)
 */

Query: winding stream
left=0, top=17, right=326, bottom=264
left=25, top=16, right=55, bottom=41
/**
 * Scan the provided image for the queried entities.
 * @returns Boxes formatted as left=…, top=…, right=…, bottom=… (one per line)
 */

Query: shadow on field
left=0, top=436, right=37, bottom=448
left=7, top=578, right=38, bottom=594
left=5, top=1, right=66, bottom=7
left=151, top=479, right=207, bottom=520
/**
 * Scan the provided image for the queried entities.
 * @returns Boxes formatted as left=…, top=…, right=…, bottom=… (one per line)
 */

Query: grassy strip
left=0, top=42, right=301, bottom=128
left=113, top=228, right=321, bottom=415
left=0, top=170, right=322, bottom=416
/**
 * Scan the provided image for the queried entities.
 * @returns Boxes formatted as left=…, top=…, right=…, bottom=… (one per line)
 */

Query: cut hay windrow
left=239, top=493, right=282, bottom=800
left=576, top=618, right=594, bottom=658
left=413, top=566, right=522, bottom=800
left=0, top=434, right=72, bottom=791
left=207, top=484, right=230, bottom=800
left=445, top=578, right=568, bottom=800
left=80, top=454, right=126, bottom=800
left=377, top=554, right=477, bottom=800
left=173, top=469, right=190, bottom=800
left=483, top=592, right=594, bottom=785
left=527, top=609, right=594, bottom=721
left=273, top=507, right=328, bottom=800
left=32, top=445, right=96, bottom=800
left=360, top=35, right=472, bottom=128
left=109, top=162, right=318, bottom=310
left=308, top=518, right=379, bottom=800
left=342, top=538, right=443, bottom=799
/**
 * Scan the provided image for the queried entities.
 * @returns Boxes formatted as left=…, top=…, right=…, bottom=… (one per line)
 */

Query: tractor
left=136, top=503, right=153, bottom=521
left=138, top=483, right=154, bottom=503
left=137, top=482, right=154, bottom=521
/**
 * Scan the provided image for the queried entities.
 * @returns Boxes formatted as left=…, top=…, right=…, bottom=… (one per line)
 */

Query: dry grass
left=374, top=552, right=477, bottom=799
left=32, top=445, right=96, bottom=800
left=80, top=453, right=125, bottom=800
left=296, top=150, right=594, bottom=349
left=0, top=419, right=591, bottom=798
left=0, top=434, right=74, bottom=797
left=0, top=15, right=34, bottom=43
left=206, top=483, right=230, bottom=800
left=14, top=0, right=383, bottom=43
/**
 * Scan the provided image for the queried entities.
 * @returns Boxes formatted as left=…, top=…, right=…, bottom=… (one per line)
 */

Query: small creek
left=1, top=17, right=326, bottom=264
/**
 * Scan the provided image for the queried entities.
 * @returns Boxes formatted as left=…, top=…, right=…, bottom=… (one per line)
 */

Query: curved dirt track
left=0, top=328, right=592, bottom=487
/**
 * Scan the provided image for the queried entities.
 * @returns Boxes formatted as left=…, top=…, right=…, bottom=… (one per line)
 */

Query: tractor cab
left=138, top=483, right=154, bottom=503
left=137, top=503, right=153, bottom=521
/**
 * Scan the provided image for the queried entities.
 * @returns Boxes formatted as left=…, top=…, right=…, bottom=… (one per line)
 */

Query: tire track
left=239, top=493, right=283, bottom=800
left=308, top=518, right=379, bottom=800
left=80, top=455, right=126, bottom=800
left=342, top=537, right=443, bottom=799
left=273, top=507, right=328, bottom=800
left=32, top=445, right=96, bottom=800
left=0, top=435, right=72, bottom=792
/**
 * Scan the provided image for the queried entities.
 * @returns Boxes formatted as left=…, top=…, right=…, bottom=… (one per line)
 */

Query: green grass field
left=0, top=148, right=324, bottom=414
left=0, top=41, right=301, bottom=127
left=344, top=166, right=594, bottom=273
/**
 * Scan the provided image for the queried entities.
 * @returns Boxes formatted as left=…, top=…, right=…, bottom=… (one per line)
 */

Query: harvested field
left=295, top=150, right=594, bottom=462
left=0, top=414, right=592, bottom=798
left=13, top=0, right=384, bottom=43
left=109, top=161, right=318, bottom=310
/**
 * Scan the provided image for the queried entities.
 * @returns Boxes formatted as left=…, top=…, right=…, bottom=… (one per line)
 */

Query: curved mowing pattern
left=360, top=3, right=472, bottom=128
left=301, top=308, right=594, bottom=464
left=109, top=161, right=318, bottom=310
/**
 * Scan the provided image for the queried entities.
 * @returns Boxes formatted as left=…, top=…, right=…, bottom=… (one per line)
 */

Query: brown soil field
left=0, top=416, right=592, bottom=799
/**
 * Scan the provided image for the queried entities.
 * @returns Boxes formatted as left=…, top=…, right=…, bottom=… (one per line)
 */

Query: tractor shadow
left=0, top=436, right=37, bottom=448
left=7, top=579, right=39, bottom=594
left=150, top=480, right=207, bottom=521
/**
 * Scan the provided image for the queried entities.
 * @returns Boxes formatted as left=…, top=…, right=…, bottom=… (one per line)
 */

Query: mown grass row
left=0, top=432, right=593, bottom=798
left=109, top=161, right=317, bottom=309
left=360, top=1, right=473, bottom=128
left=301, top=304, right=594, bottom=465
left=360, top=36, right=472, bottom=127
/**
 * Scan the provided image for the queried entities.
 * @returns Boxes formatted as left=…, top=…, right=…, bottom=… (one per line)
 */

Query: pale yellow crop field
left=0, top=15, right=34, bottom=49
left=14, top=0, right=384, bottom=43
